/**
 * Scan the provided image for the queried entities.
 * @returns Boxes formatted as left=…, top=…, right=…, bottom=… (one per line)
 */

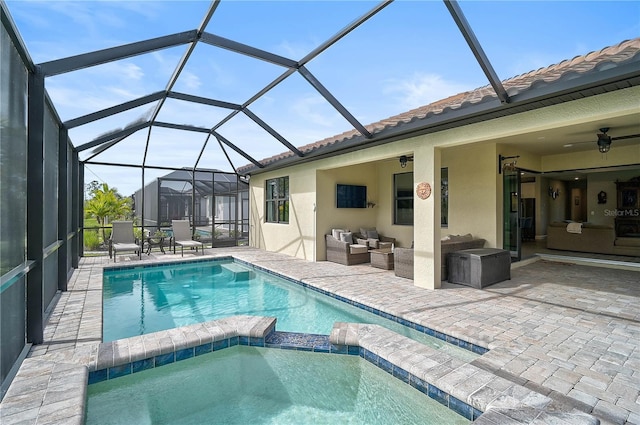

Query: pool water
left=103, top=260, right=477, bottom=362
left=85, top=346, right=471, bottom=425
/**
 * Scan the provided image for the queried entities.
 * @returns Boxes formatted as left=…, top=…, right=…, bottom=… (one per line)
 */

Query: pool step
left=221, top=263, right=254, bottom=281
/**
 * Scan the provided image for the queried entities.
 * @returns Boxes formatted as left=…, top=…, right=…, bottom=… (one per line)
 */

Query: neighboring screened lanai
left=134, top=169, right=248, bottom=246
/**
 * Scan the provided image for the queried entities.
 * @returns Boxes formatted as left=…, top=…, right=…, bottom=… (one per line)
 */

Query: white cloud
left=384, top=73, right=468, bottom=111
left=120, top=63, right=144, bottom=81
left=276, top=40, right=312, bottom=60
left=179, top=71, right=202, bottom=90
left=290, top=95, right=337, bottom=127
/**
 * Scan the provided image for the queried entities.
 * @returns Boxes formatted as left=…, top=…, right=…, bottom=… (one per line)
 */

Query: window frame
left=265, top=176, right=289, bottom=224
left=394, top=172, right=413, bottom=225
left=441, top=167, right=448, bottom=227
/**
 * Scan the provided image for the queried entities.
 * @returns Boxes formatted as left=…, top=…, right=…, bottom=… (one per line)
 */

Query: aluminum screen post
left=26, top=67, right=45, bottom=344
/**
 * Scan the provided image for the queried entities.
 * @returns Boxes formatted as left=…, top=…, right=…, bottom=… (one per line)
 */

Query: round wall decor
left=416, top=182, right=431, bottom=200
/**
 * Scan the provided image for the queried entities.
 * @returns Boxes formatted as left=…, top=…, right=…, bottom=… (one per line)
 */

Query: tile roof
left=239, top=37, right=640, bottom=174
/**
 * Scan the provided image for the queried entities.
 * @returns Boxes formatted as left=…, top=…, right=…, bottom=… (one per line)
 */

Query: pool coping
left=1, top=316, right=598, bottom=425
left=1, top=255, right=604, bottom=425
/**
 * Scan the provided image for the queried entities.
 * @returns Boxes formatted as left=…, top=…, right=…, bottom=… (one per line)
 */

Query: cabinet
left=615, top=180, right=640, bottom=237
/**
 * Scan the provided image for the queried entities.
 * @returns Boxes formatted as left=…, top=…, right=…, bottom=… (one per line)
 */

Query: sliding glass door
left=503, top=167, right=521, bottom=260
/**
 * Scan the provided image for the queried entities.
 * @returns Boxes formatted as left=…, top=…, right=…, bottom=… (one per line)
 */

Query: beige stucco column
left=413, top=143, right=441, bottom=289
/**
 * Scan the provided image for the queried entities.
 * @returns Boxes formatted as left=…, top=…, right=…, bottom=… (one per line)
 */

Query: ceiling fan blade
left=611, top=133, right=640, bottom=141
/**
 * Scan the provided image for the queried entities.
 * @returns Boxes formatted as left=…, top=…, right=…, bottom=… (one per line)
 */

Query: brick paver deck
left=1, top=247, right=638, bottom=424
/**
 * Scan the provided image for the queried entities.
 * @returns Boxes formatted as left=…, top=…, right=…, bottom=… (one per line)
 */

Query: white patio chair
left=109, top=221, right=141, bottom=262
left=171, top=220, right=204, bottom=257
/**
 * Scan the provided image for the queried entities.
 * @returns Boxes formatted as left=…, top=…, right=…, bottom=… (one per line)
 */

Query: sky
left=5, top=0, right=640, bottom=196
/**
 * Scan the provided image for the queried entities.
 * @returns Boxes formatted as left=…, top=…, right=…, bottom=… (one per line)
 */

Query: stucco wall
left=441, top=143, right=499, bottom=247
left=247, top=86, right=639, bottom=290
left=249, top=164, right=317, bottom=259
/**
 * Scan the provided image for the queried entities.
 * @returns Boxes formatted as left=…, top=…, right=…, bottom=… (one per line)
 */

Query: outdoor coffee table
left=370, top=249, right=394, bottom=270
left=145, top=236, right=166, bottom=255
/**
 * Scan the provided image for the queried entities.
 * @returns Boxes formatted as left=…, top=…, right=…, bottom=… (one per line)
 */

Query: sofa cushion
left=367, top=229, right=379, bottom=239
left=340, top=232, right=354, bottom=244
left=360, top=227, right=375, bottom=237
left=349, top=244, right=368, bottom=255
left=443, top=234, right=474, bottom=243
left=615, top=237, right=640, bottom=247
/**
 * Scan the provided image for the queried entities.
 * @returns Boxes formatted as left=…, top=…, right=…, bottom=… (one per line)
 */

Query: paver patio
left=1, top=247, right=638, bottom=424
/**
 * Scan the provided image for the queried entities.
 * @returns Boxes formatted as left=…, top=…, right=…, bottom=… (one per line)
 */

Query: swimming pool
left=103, top=259, right=478, bottom=361
left=86, top=345, right=471, bottom=425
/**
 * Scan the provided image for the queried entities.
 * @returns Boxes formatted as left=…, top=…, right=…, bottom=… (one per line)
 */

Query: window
left=265, top=177, right=289, bottom=223
left=441, top=168, right=448, bottom=227
left=394, top=172, right=413, bottom=225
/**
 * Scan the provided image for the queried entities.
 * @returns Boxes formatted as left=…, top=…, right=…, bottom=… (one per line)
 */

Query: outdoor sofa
left=394, top=234, right=486, bottom=280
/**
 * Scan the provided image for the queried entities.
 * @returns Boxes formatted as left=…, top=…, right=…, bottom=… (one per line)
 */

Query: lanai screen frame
left=0, top=0, right=589, bottom=400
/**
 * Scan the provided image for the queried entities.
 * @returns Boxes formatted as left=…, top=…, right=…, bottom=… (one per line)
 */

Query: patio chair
left=109, top=221, right=142, bottom=262
left=171, top=220, right=204, bottom=257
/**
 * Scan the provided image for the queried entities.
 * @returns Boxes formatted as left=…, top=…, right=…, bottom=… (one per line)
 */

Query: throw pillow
left=332, top=228, right=345, bottom=240
left=340, top=232, right=354, bottom=244
left=360, top=227, right=374, bottom=237
left=366, top=229, right=379, bottom=239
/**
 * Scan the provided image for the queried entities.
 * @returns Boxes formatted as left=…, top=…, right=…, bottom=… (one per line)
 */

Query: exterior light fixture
left=399, top=155, right=413, bottom=168
left=597, top=127, right=611, bottom=153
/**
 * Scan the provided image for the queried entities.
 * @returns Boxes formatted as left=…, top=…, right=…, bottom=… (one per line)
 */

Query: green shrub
left=84, top=230, right=101, bottom=250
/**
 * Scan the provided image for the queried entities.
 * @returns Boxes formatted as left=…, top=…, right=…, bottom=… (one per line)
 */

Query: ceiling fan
left=563, top=127, right=640, bottom=153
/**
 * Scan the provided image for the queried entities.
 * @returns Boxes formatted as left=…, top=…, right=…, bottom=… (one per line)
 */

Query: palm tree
left=85, top=183, right=131, bottom=243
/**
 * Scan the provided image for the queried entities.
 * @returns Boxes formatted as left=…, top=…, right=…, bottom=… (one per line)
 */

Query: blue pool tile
left=132, top=358, right=154, bottom=374
left=195, top=343, right=212, bottom=356
left=378, top=358, right=393, bottom=374
left=347, top=345, right=360, bottom=356
left=330, top=344, right=348, bottom=355
left=472, top=345, right=488, bottom=355
left=295, top=346, right=312, bottom=352
left=175, top=347, right=194, bottom=361
left=249, top=337, right=265, bottom=347
left=228, top=336, right=239, bottom=347
left=434, top=331, right=447, bottom=341
left=414, top=324, right=426, bottom=333
left=473, top=408, right=484, bottom=420
left=393, top=366, right=410, bottom=384
left=281, top=345, right=297, bottom=351
left=363, top=349, right=378, bottom=364
left=409, top=375, right=428, bottom=394
left=425, top=327, right=436, bottom=337
left=88, top=369, right=108, bottom=385
left=213, top=339, right=229, bottom=351
left=428, top=384, right=449, bottom=407
left=313, top=345, right=330, bottom=353
left=446, top=335, right=460, bottom=345
left=109, top=364, right=132, bottom=379
left=450, top=396, right=474, bottom=420
left=155, top=352, right=175, bottom=367
left=238, top=336, right=249, bottom=345
left=458, top=339, right=472, bottom=351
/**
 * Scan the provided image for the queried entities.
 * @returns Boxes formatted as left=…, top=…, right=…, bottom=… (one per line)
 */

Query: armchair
left=354, top=227, right=395, bottom=250
left=325, top=234, right=369, bottom=266
left=394, top=235, right=486, bottom=280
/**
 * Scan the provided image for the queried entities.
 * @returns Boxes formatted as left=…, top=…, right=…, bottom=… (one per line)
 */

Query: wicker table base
left=370, top=250, right=394, bottom=270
